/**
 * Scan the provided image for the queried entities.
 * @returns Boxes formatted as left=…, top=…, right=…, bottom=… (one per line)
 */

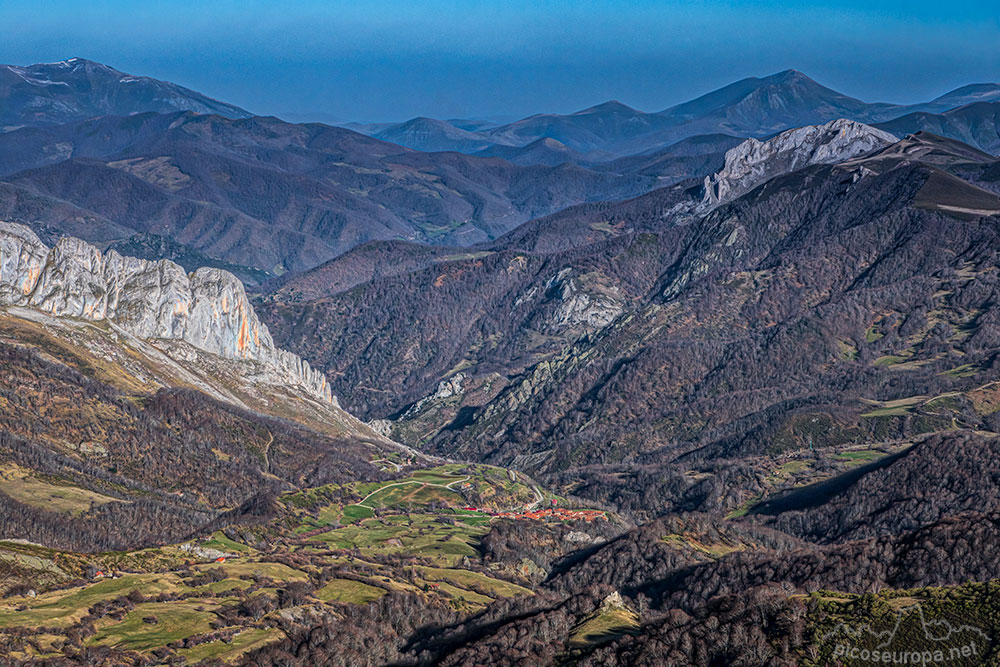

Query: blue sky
left=2, top=0, right=998, bottom=121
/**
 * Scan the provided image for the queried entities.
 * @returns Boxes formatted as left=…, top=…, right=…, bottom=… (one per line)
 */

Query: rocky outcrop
left=545, top=268, right=624, bottom=331
left=701, top=118, right=897, bottom=208
left=0, top=222, right=333, bottom=402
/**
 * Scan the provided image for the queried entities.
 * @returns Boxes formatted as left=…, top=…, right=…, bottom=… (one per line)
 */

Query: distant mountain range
left=0, top=57, right=251, bottom=130
left=875, top=101, right=1000, bottom=154
left=0, top=58, right=998, bottom=282
left=6, top=56, right=1000, bottom=665
left=348, top=70, right=1000, bottom=158
left=3, top=59, right=998, bottom=161
left=0, top=112, right=669, bottom=278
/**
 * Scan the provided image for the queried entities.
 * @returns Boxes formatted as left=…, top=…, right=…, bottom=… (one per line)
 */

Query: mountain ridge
left=699, top=118, right=897, bottom=208
left=257, top=131, right=1000, bottom=521
left=0, top=57, right=251, bottom=130
left=6, top=55, right=1000, bottom=665
left=875, top=101, right=1000, bottom=154
left=0, top=111, right=666, bottom=276
left=350, top=70, right=1000, bottom=160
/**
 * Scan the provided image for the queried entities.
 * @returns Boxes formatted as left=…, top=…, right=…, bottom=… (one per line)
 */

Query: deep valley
left=1, top=43, right=1000, bottom=666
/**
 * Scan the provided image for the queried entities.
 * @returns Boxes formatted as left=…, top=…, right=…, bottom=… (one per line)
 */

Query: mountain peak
left=536, top=137, right=569, bottom=149
left=575, top=100, right=638, bottom=115
left=62, top=56, right=105, bottom=66
left=770, top=68, right=811, bottom=81
left=374, top=116, right=494, bottom=151
left=0, top=57, right=251, bottom=127
left=400, top=116, right=453, bottom=127
left=660, top=68, right=876, bottom=135
left=931, top=82, right=1000, bottom=100
left=754, top=69, right=833, bottom=93
left=38, top=57, right=119, bottom=73
left=701, top=118, right=897, bottom=207
left=926, top=82, right=1000, bottom=110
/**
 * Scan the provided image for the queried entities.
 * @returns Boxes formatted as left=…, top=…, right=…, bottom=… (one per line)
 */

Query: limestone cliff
left=0, top=222, right=333, bottom=402
left=701, top=118, right=898, bottom=208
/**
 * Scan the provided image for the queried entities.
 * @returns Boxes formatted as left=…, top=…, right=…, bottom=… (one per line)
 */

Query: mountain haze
left=0, top=111, right=666, bottom=277
left=352, top=70, right=1000, bottom=161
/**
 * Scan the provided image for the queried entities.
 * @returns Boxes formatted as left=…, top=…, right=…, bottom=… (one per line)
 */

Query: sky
left=2, top=0, right=999, bottom=122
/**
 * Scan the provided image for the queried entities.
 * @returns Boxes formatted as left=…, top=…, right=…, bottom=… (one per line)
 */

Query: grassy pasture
left=88, top=601, right=219, bottom=651
left=0, top=573, right=185, bottom=629
left=193, top=561, right=309, bottom=582
left=569, top=606, right=639, bottom=647
left=362, top=483, right=463, bottom=509
left=307, top=513, right=488, bottom=565
left=200, top=531, right=249, bottom=553
left=415, top=566, right=532, bottom=598
left=0, top=462, right=584, bottom=662
left=315, top=578, right=387, bottom=604
left=0, top=463, right=122, bottom=516
left=175, top=627, right=283, bottom=663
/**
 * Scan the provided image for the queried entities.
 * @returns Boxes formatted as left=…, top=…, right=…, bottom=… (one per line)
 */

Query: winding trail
left=525, top=484, right=544, bottom=511
left=260, top=430, right=274, bottom=471
left=351, top=475, right=471, bottom=509
left=371, top=458, right=403, bottom=472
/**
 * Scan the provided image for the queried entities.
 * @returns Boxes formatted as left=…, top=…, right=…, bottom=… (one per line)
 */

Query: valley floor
left=0, top=463, right=609, bottom=663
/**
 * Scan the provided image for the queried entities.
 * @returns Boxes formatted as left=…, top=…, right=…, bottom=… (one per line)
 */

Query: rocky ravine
left=0, top=221, right=333, bottom=402
left=255, top=121, right=911, bottom=428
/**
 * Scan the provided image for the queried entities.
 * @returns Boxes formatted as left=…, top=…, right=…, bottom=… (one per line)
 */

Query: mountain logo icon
left=817, top=602, right=991, bottom=665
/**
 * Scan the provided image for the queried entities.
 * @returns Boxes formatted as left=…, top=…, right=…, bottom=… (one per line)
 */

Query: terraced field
left=0, top=463, right=605, bottom=662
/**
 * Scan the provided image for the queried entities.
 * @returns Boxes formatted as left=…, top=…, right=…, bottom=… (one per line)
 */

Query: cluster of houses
left=495, top=507, right=606, bottom=522
left=462, top=502, right=606, bottom=522
left=88, top=567, right=122, bottom=580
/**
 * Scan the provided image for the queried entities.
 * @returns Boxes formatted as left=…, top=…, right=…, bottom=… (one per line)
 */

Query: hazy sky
left=3, top=0, right=999, bottom=122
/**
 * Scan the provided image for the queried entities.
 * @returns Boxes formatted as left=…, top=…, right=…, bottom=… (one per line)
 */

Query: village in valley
left=466, top=505, right=606, bottom=522
left=0, top=461, right=612, bottom=663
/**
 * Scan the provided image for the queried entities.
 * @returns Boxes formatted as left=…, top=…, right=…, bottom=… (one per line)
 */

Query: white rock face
left=367, top=419, right=394, bottom=439
left=600, top=591, right=630, bottom=612
left=431, top=373, right=466, bottom=401
left=0, top=222, right=333, bottom=402
left=563, top=531, right=596, bottom=544
left=546, top=268, right=623, bottom=330
left=0, top=223, right=49, bottom=303
left=702, top=119, right=897, bottom=208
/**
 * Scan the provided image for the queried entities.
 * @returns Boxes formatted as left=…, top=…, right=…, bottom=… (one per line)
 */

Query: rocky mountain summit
left=0, top=221, right=332, bottom=402
left=701, top=118, right=898, bottom=208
